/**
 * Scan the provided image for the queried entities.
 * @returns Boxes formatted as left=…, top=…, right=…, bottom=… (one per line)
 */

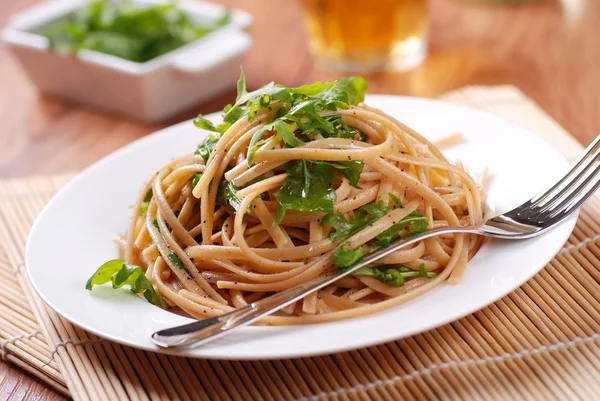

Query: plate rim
left=24, top=94, right=578, bottom=359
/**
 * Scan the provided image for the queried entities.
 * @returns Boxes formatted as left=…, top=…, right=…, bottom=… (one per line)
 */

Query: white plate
left=26, top=95, right=577, bottom=360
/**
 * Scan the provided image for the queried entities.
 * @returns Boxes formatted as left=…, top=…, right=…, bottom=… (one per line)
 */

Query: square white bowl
left=3, top=0, right=253, bottom=122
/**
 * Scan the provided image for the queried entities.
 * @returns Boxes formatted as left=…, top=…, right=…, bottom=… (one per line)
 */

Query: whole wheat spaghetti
left=87, top=74, right=485, bottom=325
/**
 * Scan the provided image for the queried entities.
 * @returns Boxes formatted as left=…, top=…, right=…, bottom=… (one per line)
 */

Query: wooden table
left=1, top=0, right=598, bottom=399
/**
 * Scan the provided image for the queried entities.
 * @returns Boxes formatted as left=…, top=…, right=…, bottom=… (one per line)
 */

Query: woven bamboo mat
left=2, top=86, right=600, bottom=401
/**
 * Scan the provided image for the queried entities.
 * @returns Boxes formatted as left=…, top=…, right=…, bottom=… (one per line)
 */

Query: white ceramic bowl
left=2, top=0, right=252, bottom=122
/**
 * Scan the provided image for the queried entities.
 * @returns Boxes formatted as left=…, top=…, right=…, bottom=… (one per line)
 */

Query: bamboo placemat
left=2, top=86, right=600, bottom=400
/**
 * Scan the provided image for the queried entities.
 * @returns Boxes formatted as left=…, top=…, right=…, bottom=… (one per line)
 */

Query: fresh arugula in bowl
left=44, top=0, right=229, bottom=62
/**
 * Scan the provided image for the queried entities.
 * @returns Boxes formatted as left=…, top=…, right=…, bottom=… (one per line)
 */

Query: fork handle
left=152, top=226, right=476, bottom=349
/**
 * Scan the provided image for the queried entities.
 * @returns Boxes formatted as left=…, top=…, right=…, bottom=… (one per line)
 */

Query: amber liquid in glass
left=300, top=0, right=428, bottom=72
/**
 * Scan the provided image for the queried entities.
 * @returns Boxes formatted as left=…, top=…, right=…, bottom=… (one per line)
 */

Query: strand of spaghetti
left=341, top=116, right=390, bottom=145
left=162, top=164, right=205, bottom=187
left=205, top=258, right=320, bottom=284
left=221, top=201, right=420, bottom=292
left=145, top=200, right=203, bottom=294
left=377, top=242, right=427, bottom=264
left=456, top=161, right=478, bottom=226
left=345, top=287, right=375, bottom=301
left=369, top=158, right=461, bottom=226
left=200, top=127, right=261, bottom=244
left=434, top=133, right=464, bottom=149
left=449, top=239, right=470, bottom=284
left=154, top=258, right=232, bottom=316
left=233, top=184, right=305, bottom=271
left=153, top=171, right=197, bottom=246
left=240, top=235, right=465, bottom=325
left=124, top=173, right=154, bottom=263
left=186, top=239, right=335, bottom=262
left=387, top=153, right=482, bottom=219
left=193, top=110, right=274, bottom=197
left=155, top=208, right=228, bottom=304
left=252, top=198, right=294, bottom=248
left=222, top=135, right=279, bottom=181
left=364, top=104, right=461, bottom=189
left=336, top=107, right=430, bottom=185
left=236, top=173, right=286, bottom=199
left=251, top=132, right=392, bottom=163
left=188, top=207, right=227, bottom=239
left=335, top=183, right=379, bottom=213
left=335, top=178, right=352, bottom=204
left=175, top=194, right=197, bottom=230
left=231, top=160, right=285, bottom=187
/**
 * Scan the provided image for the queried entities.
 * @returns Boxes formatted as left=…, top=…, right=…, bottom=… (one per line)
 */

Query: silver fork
left=151, top=134, right=600, bottom=349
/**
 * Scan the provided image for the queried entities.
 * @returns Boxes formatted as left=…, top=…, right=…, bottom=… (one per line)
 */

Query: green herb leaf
left=192, top=173, right=203, bottom=187
left=352, top=263, right=435, bottom=287
left=248, top=120, right=304, bottom=165
left=194, top=134, right=219, bottom=163
left=217, top=179, right=243, bottom=212
left=45, top=0, right=229, bottom=62
left=166, top=252, right=189, bottom=273
left=311, top=77, right=368, bottom=109
left=235, top=67, right=248, bottom=103
left=223, top=71, right=293, bottom=125
left=152, top=217, right=160, bottom=232
left=238, top=76, right=368, bottom=164
left=289, top=77, right=367, bottom=108
left=315, top=160, right=364, bottom=188
left=323, top=198, right=392, bottom=242
left=143, top=188, right=153, bottom=202
left=86, top=259, right=165, bottom=307
left=286, top=100, right=334, bottom=134
left=371, top=211, right=429, bottom=252
left=322, top=115, right=366, bottom=140
left=389, top=193, right=403, bottom=208
left=273, top=160, right=338, bottom=226
left=139, top=204, right=148, bottom=216
left=332, top=242, right=364, bottom=269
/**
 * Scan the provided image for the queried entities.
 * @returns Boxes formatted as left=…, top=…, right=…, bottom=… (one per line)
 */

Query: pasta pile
left=87, top=75, right=485, bottom=324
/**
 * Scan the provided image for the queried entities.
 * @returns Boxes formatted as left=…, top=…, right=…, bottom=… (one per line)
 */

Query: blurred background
left=0, top=0, right=596, bottom=178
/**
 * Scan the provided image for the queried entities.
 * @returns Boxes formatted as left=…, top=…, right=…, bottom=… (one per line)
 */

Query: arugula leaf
left=152, top=217, right=160, bottom=232
left=137, top=188, right=153, bottom=216
left=286, top=100, right=334, bottom=134
left=315, top=160, right=363, bottom=188
left=353, top=263, right=436, bottom=287
left=248, top=120, right=304, bottom=164
left=143, top=188, right=153, bottom=202
left=389, top=193, right=403, bottom=208
left=287, top=81, right=335, bottom=96
left=273, top=160, right=337, bottom=226
left=235, top=67, right=248, bottom=102
left=311, top=77, right=368, bottom=109
left=289, top=77, right=367, bottom=108
left=86, top=259, right=165, bottom=307
left=223, top=70, right=293, bottom=125
left=332, top=242, right=364, bottom=269
left=192, top=173, right=203, bottom=187
left=217, top=179, right=243, bottom=212
left=194, top=134, right=219, bottom=163
left=323, top=115, right=366, bottom=140
left=242, top=76, right=368, bottom=164
left=371, top=211, right=429, bottom=252
left=45, top=0, right=229, bottom=62
left=167, top=252, right=189, bottom=273
left=323, top=198, right=391, bottom=242
left=193, top=115, right=230, bottom=135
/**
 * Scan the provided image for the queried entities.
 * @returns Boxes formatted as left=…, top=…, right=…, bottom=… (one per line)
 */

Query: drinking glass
left=299, top=0, right=428, bottom=73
